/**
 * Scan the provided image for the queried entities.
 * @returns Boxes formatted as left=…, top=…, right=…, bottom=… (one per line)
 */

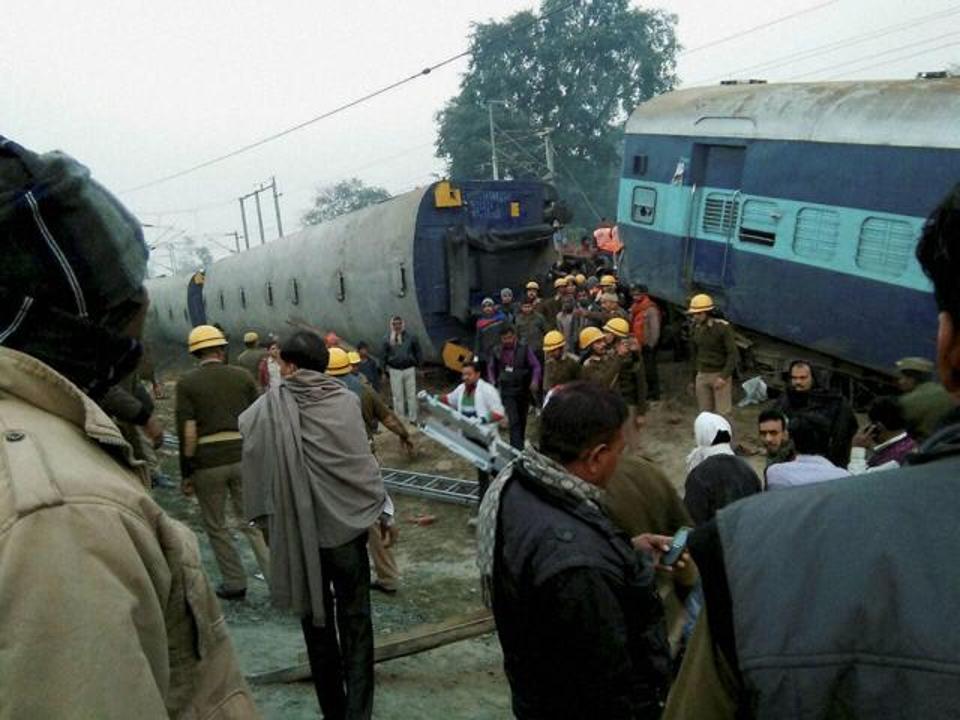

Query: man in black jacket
left=381, top=315, right=422, bottom=422
left=477, top=381, right=671, bottom=719
left=663, top=185, right=960, bottom=719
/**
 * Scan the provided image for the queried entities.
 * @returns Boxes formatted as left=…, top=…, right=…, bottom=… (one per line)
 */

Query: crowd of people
left=2, top=136, right=959, bottom=720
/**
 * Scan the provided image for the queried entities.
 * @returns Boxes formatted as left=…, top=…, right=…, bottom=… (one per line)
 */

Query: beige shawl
left=239, top=370, right=385, bottom=626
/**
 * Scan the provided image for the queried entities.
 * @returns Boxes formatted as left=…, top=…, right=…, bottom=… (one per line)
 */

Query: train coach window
left=738, top=199, right=779, bottom=247
left=240, top=288, right=247, bottom=309
left=632, top=155, right=648, bottom=176
left=631, top=187, right=656, bottom=225
left=289, top=278, right=300, bottom=306
left=265, top=282, right=274, bottom=307
left=219, top=291, right=225, bottom=310
left=856, top=217, right=914, bottom=277
left=702, top=193, right=740, bottom=235
left=794, top=208, right=839, bottom=261
left=337, top=271, right=346, bottom=302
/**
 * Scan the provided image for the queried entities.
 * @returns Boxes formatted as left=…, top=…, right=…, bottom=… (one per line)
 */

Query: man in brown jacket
left=0, top=137, right=257, bottom=717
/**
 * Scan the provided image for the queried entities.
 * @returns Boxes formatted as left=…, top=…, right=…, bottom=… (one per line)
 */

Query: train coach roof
left=625, top=79, right=960, bottom=149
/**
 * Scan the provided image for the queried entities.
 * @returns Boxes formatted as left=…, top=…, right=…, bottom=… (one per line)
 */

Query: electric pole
left=271, top=176, right=284, bottom=238
left=238, top=177, right=284, bottom=246
left=542, top=130, right=556, bottom=182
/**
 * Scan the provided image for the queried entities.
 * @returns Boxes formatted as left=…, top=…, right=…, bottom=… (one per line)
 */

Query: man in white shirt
left=767, top=413, right=850, bottom=490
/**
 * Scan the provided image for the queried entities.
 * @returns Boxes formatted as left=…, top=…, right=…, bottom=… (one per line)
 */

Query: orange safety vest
left=593, top=225, right=623, bottom=253
left=630, top=295, right=657, bottom=346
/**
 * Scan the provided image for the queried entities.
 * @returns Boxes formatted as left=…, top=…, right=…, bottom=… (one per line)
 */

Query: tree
left=301, top=178, right=391, bottom=226
left=435, top=0, right=678, bottom=225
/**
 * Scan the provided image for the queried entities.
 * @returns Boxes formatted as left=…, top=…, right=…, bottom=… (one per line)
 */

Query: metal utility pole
left=271, top=176, right=284, bottom=238
left=488, top=102, right=499, bottom=181
left=239, top=197, right=251, bottom=250
left=232, top=231, right=241, bottom=253
left=542, top=130, right=556, bottom=182
left=254, top=190, right=265, bottom=245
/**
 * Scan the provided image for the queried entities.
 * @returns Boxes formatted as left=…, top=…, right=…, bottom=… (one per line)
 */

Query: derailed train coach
left=617, top=78, right=960, bottom=374
left=146, top=180, right=565, bottom=362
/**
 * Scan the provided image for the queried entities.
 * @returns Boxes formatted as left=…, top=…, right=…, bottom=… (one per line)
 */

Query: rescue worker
left=542, top=330, right=581, bottom=394
left=687, top=294, right=738, bottom=418
left=524, top=280, right=541, bottom=306
left=895, top=356, right=955, bottom=441
left=0, top=137, right=257, bottom=716
left=581, top=290, right=627, bottom=329
left=663, top=178, right=960, bottom=717
left=515, top=297, right=547, bottom=366
left=475, top=297, right=506, bottom=365
left=537, top=277, right=567, bottom=330
left=343, top=349, right=406, bottom=594
left=500, top=287, right=517, bottom=325
left=630, top=284, right=662, bottom=402
left=605, top=317, right=647, bottom=453
left=593, top=219, right=624, bottom=270
left=580, top=326, right=619, bottom=390
left=236, top=330, right=267, bottom=389
left=177, top=325, right=270, bottom=600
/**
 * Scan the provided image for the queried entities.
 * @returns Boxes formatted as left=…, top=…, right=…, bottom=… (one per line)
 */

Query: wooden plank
left=248, top=610, right=495, bottom=686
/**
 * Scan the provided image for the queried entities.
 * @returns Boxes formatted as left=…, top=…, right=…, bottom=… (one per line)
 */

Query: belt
left=197, top=431, right=243, bottom=445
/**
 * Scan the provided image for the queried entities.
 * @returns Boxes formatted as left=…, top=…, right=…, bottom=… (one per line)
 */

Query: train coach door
left=685, top=144, right=745, bottom=289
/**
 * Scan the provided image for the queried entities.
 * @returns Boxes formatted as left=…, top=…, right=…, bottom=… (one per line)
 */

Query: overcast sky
left=4, top=0, right=958, bottom=271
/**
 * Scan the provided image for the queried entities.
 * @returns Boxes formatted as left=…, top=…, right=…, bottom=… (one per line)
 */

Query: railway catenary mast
left=617, top=78, right=960, bottom=375
left=145, top=180, right=566, bottom=362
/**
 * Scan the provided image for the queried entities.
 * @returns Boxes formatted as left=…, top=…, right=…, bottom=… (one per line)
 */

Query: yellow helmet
left=603, top=317, right=630, bottom=338
left=188, top=325, right=227, bottom=353
left=687, top=293, right=715, bottom=314
left=553, top=277, right=568, bottom=289
left=525, top=280, right=540, bottom=291
left=600, top=274, right=617, bottom=287
left=575, top=273, right=586, bottom=286
left=543, top=330, right=566, bottom=353
left=347, top=351, right=362, bottom=365
left=326, top=347, right=351, bottom=376
left=579, top=326, right=605, bottom=350
left=243, top=331, right=259, bottom=345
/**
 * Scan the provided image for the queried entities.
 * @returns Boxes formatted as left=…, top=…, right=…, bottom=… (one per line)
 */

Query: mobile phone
left=661, top=526, right=691, bottom=566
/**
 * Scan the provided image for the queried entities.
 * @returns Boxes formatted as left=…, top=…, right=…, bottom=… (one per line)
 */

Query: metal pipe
left=271, top=176, right=284, bottom=238
left=239, top=197, right=250, bottom=250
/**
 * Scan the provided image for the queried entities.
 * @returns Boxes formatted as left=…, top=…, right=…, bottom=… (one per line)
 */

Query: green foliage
left=435, top=0, right=678, bottom=224
left=301, top=177, right=392, bottom=226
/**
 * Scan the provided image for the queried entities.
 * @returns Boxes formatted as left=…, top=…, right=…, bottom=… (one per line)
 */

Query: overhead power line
left=818, top=40, right=960, bottom=80
left=679, top=0, right=839, bottom=56
left=688, top=4, right=960, bottom=85
left=785, top=30, right=960, bottom=80
left=121, top=0, right=581, bottom=194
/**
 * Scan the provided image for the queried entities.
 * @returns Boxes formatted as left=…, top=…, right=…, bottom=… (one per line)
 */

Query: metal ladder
left=381, top=468, right=478, bottom=506
left=162, top=434, right=477, bottom=506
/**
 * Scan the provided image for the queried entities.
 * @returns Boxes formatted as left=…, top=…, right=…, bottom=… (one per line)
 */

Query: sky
left=4, top=0, right=958, bottom=273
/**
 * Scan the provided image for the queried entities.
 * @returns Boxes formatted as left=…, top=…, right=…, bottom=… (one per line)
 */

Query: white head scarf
left=685, top=411, right=735, bottom=474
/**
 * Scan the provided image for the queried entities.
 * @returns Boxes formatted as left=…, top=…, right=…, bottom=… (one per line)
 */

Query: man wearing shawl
left=240, top=331, right=389, bottom=720
left=477, top=381, right=670, bottom=719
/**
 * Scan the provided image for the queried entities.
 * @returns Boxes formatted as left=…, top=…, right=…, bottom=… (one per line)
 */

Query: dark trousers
left=642, top=345, right=661, bottom=401
left=301, top=533, right=374, bottom=720
left=502, top=392, right=530, bottom=450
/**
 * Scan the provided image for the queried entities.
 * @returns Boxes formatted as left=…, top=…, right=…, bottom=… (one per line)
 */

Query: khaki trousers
left=367, top=525, right=400, bottom=590
left=193, top=462, right=270, bottom=591
left=695, top=371, right=733, bottom=418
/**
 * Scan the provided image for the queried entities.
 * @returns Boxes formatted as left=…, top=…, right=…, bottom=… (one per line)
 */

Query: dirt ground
left=151, top=356, right=769, bottom=719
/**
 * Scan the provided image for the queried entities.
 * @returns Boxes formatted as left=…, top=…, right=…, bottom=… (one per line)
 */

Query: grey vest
left=717, top=457, right=960, bottom=718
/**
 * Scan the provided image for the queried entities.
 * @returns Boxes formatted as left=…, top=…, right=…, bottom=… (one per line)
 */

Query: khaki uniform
left=235, top=347, right=267, bottom=389
left=177, top=361, right=269, bottom=591
left=359, top=376, right=403, bottom=591
left=543, top=352, right=581, bottom=392
left=691, top=318, right=738, bottom=417
left=900, top=381, right=956, bottom=441
left=0, top=347, right=258, bottom=718
left=581, top=352, right=620, bottom=390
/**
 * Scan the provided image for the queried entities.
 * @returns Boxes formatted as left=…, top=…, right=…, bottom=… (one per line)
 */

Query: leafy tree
left=435, top=0, right=678, bottom=224
left=301, top=177, right=391, bottom=226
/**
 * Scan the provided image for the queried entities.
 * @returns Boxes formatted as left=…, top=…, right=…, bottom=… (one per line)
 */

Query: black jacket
left=773, top=387, right=858, bottom=467
left=493, top=465, right=670, bottom=719
left=684, top=454, right=761, bottom=526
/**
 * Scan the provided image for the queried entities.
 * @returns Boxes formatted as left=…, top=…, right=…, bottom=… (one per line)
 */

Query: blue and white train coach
left=617, top=78, right=960, bottom=374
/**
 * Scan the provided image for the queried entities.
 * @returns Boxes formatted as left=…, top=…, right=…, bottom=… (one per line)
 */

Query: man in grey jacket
left=381, top=315, right=422, bottom=422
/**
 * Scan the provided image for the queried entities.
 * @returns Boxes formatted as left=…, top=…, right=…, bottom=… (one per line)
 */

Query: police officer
left=0, top=137, right=257, bottom=716
left=542, top=330, right=580, bottom=393
left=236, top=330, right=268, bottom=389
left=177, top=324, right=270, bottom=600
left=687, top=294, right=738, bottom=418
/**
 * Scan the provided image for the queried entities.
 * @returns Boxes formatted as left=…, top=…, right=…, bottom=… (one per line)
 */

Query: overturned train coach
left=617, top=78, right=960, bottom=374
left=145, top=180, right=565, bottom=362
